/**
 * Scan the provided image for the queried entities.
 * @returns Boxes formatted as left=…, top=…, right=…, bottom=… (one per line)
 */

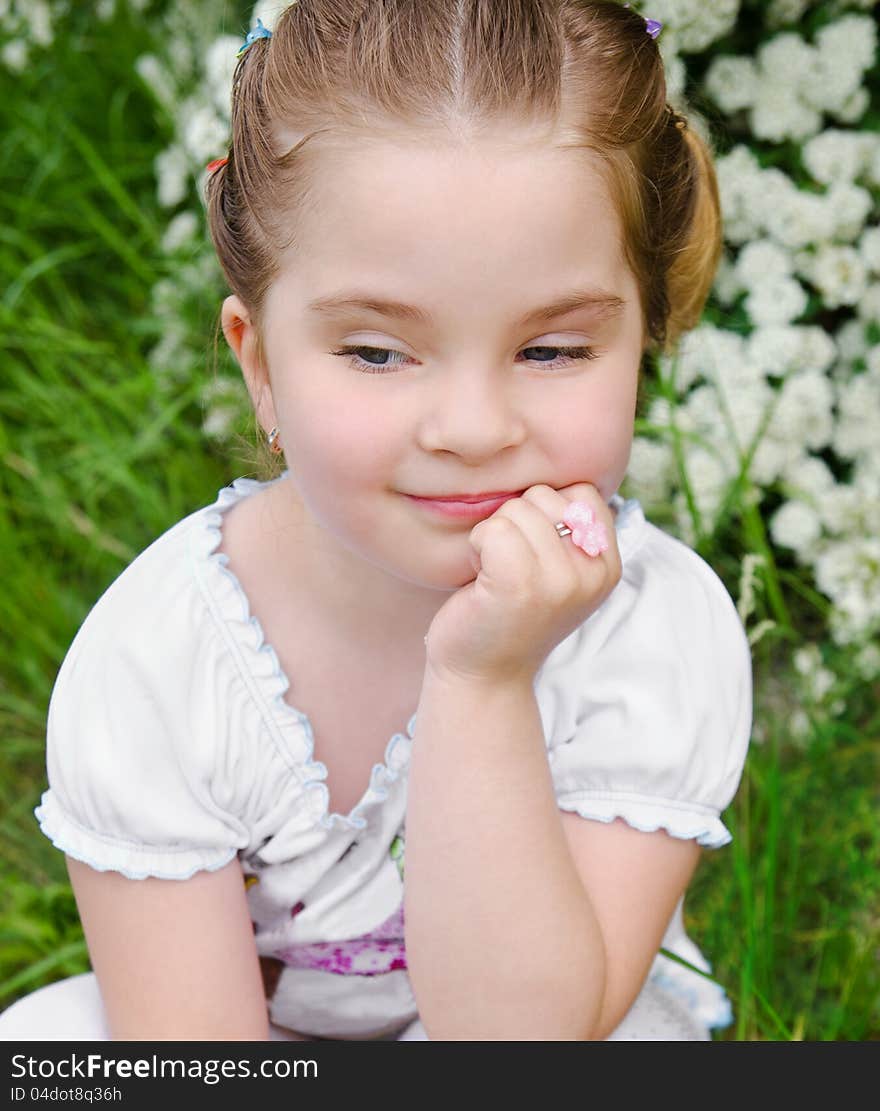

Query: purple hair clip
left=623, top=4, right=663, bottom=39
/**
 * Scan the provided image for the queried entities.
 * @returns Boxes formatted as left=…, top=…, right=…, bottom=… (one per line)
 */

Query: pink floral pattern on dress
left=276, top=902, right=407, bottom=976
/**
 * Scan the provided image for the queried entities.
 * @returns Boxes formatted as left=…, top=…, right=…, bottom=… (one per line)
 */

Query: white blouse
left=35, top=471, right=753, bottom=1038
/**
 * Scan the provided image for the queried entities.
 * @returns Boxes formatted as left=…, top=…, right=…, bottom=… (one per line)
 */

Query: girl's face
left=226, top=132, right=645, bottom=594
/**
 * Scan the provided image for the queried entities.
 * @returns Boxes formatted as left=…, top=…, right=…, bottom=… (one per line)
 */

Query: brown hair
left=206, top=0, right=722, bottom=479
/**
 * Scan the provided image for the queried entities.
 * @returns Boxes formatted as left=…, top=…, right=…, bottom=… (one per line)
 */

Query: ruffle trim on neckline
left=190, top=475, right=647, bottom=836
left=557, top=793, right=733, bottom=849
left=190, top=473, right=418, bottom=834
left=34, top=790, right=239, bottom=881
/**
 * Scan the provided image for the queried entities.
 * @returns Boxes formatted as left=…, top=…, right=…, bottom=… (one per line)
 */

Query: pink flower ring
left=558, top=500, right=609, bottom=557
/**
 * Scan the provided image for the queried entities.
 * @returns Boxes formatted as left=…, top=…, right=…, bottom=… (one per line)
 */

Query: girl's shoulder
left=62, top=474, right=281, bottom=660
left=68, top=502, right=209, bottom=648
left=602, top=493, right=746, bottom=644
left=36, top=474, right=320, bottom=881
left=539, top=498, right=753, bottom=848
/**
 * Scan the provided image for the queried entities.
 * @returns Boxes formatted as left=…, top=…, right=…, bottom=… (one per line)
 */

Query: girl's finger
left=520, top=484, right=614, bottom=569
left=468, top=513, right=538, bottom=592
left=490, top=494, right=577, bottom=583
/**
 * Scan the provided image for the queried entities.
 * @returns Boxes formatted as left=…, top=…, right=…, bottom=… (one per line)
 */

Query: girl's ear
left=221, top=295, right=278, bottom=434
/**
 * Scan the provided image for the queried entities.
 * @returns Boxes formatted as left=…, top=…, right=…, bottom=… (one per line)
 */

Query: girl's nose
left=416, top=365, right=527, bottom=462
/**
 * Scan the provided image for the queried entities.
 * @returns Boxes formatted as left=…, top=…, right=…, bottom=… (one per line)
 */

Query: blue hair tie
left=237, top=17, right=273, bottom=58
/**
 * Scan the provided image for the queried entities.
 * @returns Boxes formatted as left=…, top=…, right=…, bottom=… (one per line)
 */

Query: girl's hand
left=424, top=483, right=622, bottom=685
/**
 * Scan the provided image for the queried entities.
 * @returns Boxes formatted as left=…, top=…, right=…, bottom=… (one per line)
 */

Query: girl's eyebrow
left=306, top=287, right=626, bottom=327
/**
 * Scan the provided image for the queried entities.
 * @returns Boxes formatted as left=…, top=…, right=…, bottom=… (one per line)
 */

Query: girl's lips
left=404, top=491, right=523, bottom=521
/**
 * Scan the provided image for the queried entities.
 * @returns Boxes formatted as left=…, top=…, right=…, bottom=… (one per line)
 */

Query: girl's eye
left=330, top=344, right=600, bottom=374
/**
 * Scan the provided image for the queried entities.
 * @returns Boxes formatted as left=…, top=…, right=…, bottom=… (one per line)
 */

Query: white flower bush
left=626, top=1, right=880, bottom=674
left=117, top=0, right=880, bottom=677
left=0, top=0, right=56, bottom=71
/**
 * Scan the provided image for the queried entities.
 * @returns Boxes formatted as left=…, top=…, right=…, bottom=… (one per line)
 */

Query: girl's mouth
left=403, top=491, right=524, bottom=521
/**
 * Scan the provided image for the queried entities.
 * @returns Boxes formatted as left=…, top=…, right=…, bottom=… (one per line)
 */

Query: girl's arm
left=66, top=855, right=272, bottom=1040
left=403, top=670, right=700, bottom=1041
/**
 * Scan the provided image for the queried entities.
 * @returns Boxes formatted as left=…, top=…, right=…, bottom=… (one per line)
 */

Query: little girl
left=3, top=0, right=752, bottom=1041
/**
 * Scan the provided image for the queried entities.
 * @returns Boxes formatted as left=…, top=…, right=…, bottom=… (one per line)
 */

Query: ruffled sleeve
left=544, top=520, right=753, bottom=848
left=34, top=515, right=257, bottom=881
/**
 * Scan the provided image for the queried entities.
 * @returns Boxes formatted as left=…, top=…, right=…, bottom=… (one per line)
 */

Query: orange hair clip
left=206, top=157, right=228, bottom=174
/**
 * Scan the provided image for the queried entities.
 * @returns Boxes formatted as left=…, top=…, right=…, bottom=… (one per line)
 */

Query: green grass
left=1, top=3, right=878, bottom=1040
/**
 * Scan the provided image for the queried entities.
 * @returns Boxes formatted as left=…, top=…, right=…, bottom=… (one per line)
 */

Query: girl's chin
left=381, top=549, right=478, bottom=593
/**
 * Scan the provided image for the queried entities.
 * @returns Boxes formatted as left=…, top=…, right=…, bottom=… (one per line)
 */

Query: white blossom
left=167, top=35, right=195, bottom=79
left=638, top=0, right=741, bottom=54
left=1, top=39, right=27, bottom=71
left=768, top=190, right=836, bottom=251
left=789, top=708, right=811, bottom=739
left=205, top=36, right=241, bottom=121
left=135, top=55, right=177, bottom=113
left=746, top=324, right=836, bottom=379
left=681, top=444, right=730, bottom=525
left=745, top=275, right=808, bottom=326
left=180, top=99, right=228, bottom=163
left=746, top=325, right=803, bottom=379
left=712, top=253, right=742, bottom=305
left=750, top=430, right=801, bottom=487
left=817, top=470, right=880, bottom=536
left=824, top=183, right=873, bottom=243
left=661, top=323, right=748, bottom=395
left=201, top=376, right=249, bottom=439
left=772, top=369, right=835, bottom=452
left=780, top=454, right=836, bottom=502
left=814, top=14, right=877, bottom=77
left=679, top=384, right=728, bottom=448
left=735, top=240, right=793, bottom=286
left=155, top=145, right=190, bottom=208
left=29, top=0, right=53, bottom=48
left=766, top=0, right=812, bottom=26
left=792, top=643, right=836, bottom=701
left=252, top=1, right=290, bottom=33
left=756, top=33, right=816, bottom=88
left=202, top=405, right=239, bottom=439
left=854, top=642, right=880, bottom=681
left=809, top=244, right=868, bottom=308
left=857, top=284, right=880, bottom=325
left=161, top=211, right=199, bottom=253
left=833, top=320, right=869, bottom=365
left=715, top=375, right=776, bottom=461
left=770, top=500, right=822, bottom=556
left=625, top=438, right=675, bottom=506
left=801, top=17, right=877, bottom=116
left=833, top=371, right=880, bottom=460
left=835, top=87, right=870, bottom=125
left=859, top=227, right=880, bottom=275
left=815, top=537, right=880, bottom=640
left=715, top=146, right=766, bottom=244
left=704, top=55, right=758, bottom=113
left=750, top=78, right=821, bottom=144
left=795, top=326, right=838, bottom=375
left=146, top=320, right=191, bottom=380
left=802, top=129, right=876, bottom=186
